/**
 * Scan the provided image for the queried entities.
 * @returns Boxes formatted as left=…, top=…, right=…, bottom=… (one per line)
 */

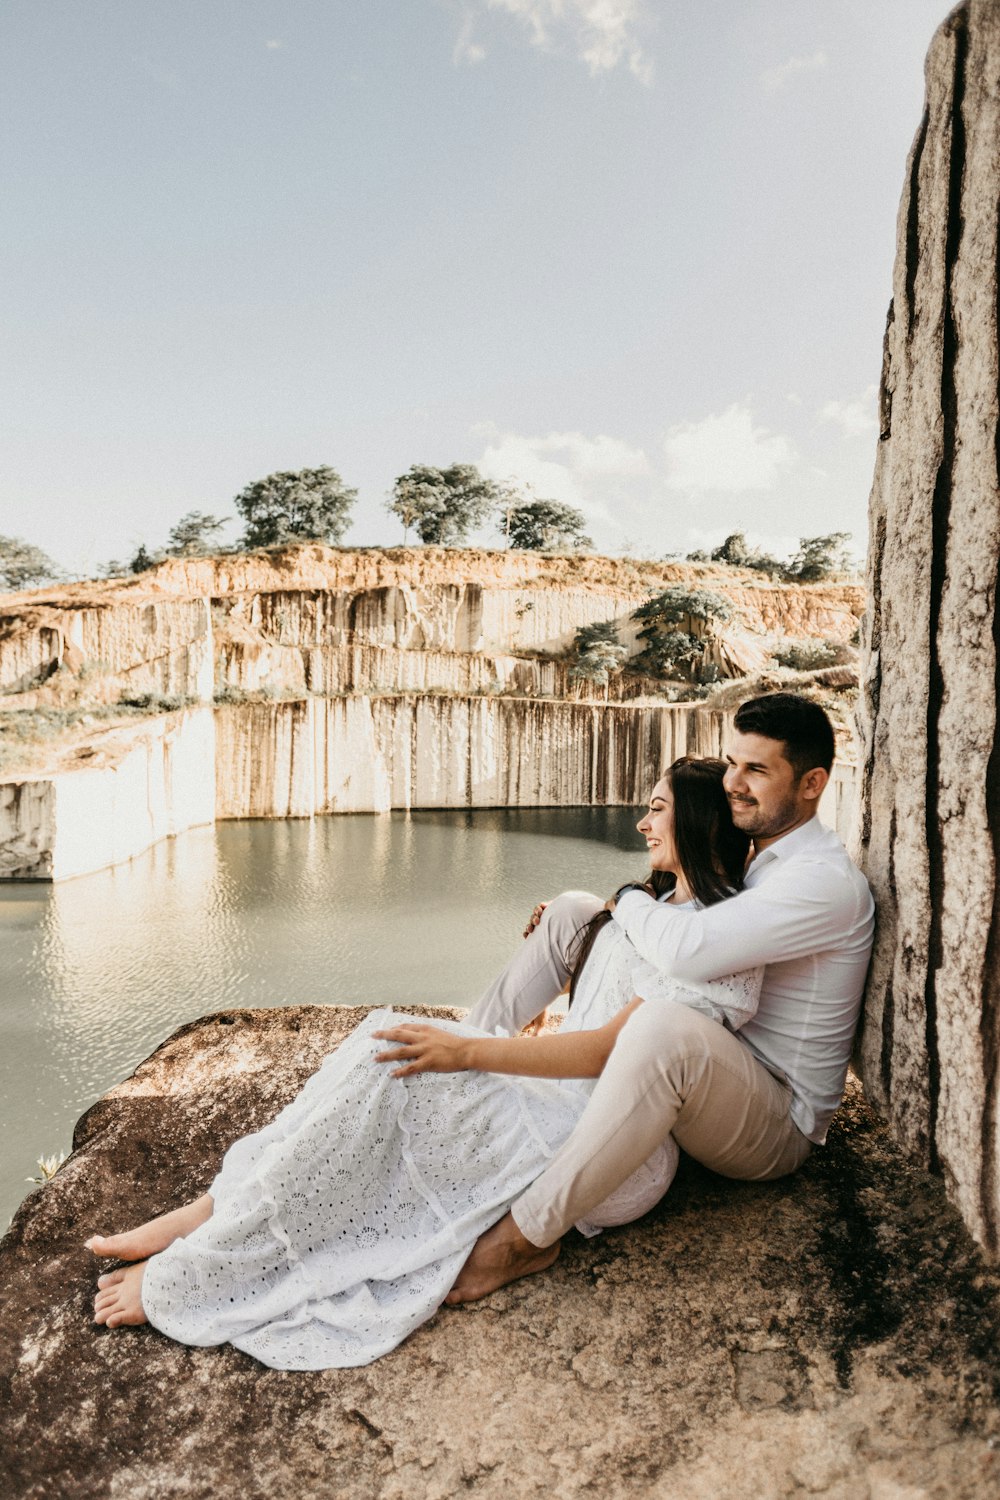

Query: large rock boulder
left=856, top=0, right=1000, bottom=1257
left=2, top=1006, right=999, bottom=1498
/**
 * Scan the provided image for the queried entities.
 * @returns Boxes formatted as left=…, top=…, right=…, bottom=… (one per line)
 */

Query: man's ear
left=800, top=767, right=829, bottom=804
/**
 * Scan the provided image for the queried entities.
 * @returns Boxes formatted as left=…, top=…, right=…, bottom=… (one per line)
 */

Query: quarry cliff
left=0, top=547, right=862, bottom=880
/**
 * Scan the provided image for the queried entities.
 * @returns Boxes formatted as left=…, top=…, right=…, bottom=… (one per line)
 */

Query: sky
left=0, top=0, right=953, bottom=576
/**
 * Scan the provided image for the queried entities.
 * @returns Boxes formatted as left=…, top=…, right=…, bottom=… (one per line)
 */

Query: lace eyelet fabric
left=140, top=925, right=762, bottom=1368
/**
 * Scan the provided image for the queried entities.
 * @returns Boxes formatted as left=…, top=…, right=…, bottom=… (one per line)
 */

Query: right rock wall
left=857, top=0, right=1000, bottom=1256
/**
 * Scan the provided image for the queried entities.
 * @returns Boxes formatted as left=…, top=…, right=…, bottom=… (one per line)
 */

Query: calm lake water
left=1, top=808, right=648, bottom=1227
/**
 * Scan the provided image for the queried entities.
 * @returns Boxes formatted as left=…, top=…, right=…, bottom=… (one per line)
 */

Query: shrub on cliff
left=631, top=587, right=734, bottom=679
left=503, top=500, right=592, bottom=552
left=0, top=534, right=62, bottom=591
left=687, top=530, right=858, bottom=581
left=387, top=464, right=503, bottom=545
left=235, top=468, right=357, bottom=549
left=569, top=621, right=628, bottom=697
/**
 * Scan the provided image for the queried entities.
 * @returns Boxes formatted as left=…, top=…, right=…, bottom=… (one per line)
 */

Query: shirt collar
left=749, top=816, right=828, bottom=869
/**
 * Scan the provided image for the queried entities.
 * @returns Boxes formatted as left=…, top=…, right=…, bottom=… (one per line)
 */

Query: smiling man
left=448, top=692, right=875, bottom=1303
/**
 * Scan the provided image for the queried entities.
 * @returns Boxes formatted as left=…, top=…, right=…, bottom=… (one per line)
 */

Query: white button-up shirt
left=613, top=818, right=875, bottom=1143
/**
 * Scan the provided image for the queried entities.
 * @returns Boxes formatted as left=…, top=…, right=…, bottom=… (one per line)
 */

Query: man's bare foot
left=85, top=1193, right=213, bottom=1261
left=93, top=1262, right=148, bottom=1328
left=445, top=1212, right=560, bottom=1305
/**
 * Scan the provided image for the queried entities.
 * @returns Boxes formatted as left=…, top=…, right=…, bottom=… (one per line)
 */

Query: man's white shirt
left=613, top=818, right=875, bottom=1143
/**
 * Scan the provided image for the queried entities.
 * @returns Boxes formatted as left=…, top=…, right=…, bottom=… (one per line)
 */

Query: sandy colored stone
left=856, top=0, right=1000, bottom=1257
left=1, top=1005, right=998, bottom=1499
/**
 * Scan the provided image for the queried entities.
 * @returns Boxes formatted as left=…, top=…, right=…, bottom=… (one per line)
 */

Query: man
left=447, top=692, right=875, bottom=1302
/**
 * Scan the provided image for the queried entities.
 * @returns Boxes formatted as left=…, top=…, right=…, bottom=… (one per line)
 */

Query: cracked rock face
left=2, top=1006, right=999, bottom=1499
left=856, top=0, right=1000, bottom=1259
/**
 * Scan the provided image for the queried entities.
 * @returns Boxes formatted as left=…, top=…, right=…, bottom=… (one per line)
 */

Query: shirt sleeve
left=613, top=859, right=862, bottom=984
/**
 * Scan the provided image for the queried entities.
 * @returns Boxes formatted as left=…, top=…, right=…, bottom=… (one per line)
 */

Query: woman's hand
left=523, top=901, right=548, bottom=938
left=372, top=1025, right=473, bottom=1078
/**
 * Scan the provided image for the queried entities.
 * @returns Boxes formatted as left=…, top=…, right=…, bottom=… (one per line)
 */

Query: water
left=1, top=808, right=649, bottom=1227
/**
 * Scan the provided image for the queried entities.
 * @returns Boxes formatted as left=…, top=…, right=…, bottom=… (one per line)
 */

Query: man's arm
left=613, top=860, right=863, bottom=984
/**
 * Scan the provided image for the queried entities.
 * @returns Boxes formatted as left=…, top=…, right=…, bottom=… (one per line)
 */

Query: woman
left=89, top=757, right=759, bottom=1369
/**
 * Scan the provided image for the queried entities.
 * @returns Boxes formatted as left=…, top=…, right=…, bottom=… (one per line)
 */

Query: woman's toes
left=97, top=1269, right=126, bottom=1289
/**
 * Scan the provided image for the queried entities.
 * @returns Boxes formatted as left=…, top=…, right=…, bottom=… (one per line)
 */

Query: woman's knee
left=541, top=890, right=604, bottom=940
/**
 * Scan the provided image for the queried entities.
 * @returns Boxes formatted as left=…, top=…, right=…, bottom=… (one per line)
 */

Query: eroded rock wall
left=856, top=0, right=1000, bottom=1256
left=215, top=697, right=726, bottom=818
left=0, top=709, right=216, bottom=880
left=0, top=598, right=213, bottom=702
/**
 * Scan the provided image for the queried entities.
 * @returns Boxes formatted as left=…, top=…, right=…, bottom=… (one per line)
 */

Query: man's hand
left=607, top=881, right=657, bottom=912
left=523, top=901, right=549, bottom=938
left=373, top=1024, right=472, bottom=1078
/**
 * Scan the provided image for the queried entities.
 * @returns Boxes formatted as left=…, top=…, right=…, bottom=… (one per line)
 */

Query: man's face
left=723, top=731, right=804, bottom=841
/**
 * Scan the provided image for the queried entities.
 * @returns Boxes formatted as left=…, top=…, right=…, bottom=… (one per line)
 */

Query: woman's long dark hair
left=567, top=756, right=751, bottom=1006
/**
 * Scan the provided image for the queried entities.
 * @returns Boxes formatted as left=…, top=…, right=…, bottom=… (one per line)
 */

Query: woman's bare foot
left=85, top=1193, right=213, bottom=1261
left=445, top=1212, right=560, bottom=1305
left=93, top=1262, right=148, bottom=1328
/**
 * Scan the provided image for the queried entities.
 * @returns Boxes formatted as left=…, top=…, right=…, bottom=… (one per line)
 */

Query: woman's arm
left=372, top=998, right=644, bottom=1081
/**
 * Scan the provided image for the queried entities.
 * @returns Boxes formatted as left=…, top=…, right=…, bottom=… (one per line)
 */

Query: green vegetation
left=568, top=621, right=628, bottom=695
left=687, top=530, right=858, bottom=582
left=631, top=587, right=734, bottom=680
left=386, top=463, right=504, bottom=545
left=504, top=500, right=592, bottom=552
left=771, top=637, right=843, bottom=671
left=0, top=534, right=62, bottom=591
left=235, top=468, right=357, bottom=549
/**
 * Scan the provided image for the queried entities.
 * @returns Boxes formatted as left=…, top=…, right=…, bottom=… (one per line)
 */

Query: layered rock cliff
left=856, top=0, right=1000, bottom=1259
left=0, top=548, right=862, bottom=880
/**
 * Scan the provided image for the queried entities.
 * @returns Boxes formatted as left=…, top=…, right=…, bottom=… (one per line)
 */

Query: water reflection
left=2, top=808, right=647, bottom=1225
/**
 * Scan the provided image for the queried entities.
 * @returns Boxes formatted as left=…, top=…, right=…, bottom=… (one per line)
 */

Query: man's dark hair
left=733, top=692, right=835, bottom=778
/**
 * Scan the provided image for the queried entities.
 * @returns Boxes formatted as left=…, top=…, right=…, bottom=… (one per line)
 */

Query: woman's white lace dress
left=141, top=920, right=761, bottom=1369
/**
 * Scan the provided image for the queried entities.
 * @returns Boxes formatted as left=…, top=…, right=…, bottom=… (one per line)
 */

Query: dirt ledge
left=1, top=1005, right=998, bottom=1499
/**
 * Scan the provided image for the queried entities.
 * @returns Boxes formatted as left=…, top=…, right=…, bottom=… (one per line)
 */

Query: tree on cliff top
left=167, top=511, right=230, bottom=557
left=235, top=468, right=357, bottom=550
left=504, top=499, right=592, bottom=552
left=0, top=534, right=62, bottom=591
left=387, top=464, right=502, bottom=545
left=709, top=532, right=784, bottom=576
left=785, top=532, right=855, bottom=581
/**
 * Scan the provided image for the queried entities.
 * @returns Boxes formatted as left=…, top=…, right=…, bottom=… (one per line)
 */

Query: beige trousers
left=467, top=891, right=812, bottom=1249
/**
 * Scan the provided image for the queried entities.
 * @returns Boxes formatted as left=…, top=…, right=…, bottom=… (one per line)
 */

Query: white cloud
left=760, top=50, right=827, bottom=94
left=476, top=427, right=649, bottom=527
left=451, top=0, right=653, bottom=81
left=817, top=384, right=878, bottom=438
left=663, top=404, right=795, bottom=494
left=265, top=39, right=284, bottom=50
left=453, top=11, right=487, bottom=64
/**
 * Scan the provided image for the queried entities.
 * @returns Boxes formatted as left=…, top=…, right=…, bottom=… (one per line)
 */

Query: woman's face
left=636, top=776, right=678, bottom=872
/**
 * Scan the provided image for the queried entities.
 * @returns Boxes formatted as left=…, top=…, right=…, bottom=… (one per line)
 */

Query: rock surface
left=856, top=0, right=1000, bottom=1256
left=2, top=1006, right=999, bottom=1499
